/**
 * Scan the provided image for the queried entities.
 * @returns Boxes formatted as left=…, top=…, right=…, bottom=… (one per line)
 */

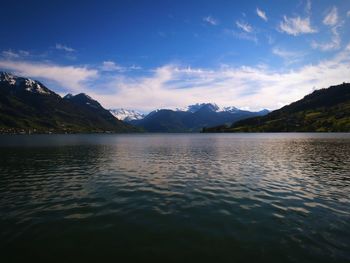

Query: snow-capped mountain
left=0, top=72, right=135, bottom=133
left=187, top=103, right=220, bottom=113
left=176, top=103, right=219, bottom=113
left=221, top=106, right=239, bottom=113
left=131, top=103, right=270, bottom=132
left=110, top=108, right=145, bottom=122
left=177, top=103, right=240, bottom=113
left=0, top=72, right=54, bottom=95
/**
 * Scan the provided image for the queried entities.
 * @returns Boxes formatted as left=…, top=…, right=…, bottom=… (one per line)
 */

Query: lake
left=0, top=133, right=349, bottom=262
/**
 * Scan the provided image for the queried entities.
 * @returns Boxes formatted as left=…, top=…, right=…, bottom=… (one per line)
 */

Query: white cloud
left=130, top=65, right=142, bottom=70
left=311, top=27, right=340, bottom=51
left=100, top=61, right=142, bottom=72
left=256, top=8, right=268, bottom=21
left=323, top=7, right=338, bottom=26
left=1, top=50, right=30, bottom=59
left=279, top=16, right=317, bottom=36
left=0, top=60, right=97, bottom=92
left=55, top=43, right=75, bottom=52
left=347, top=10, right=350, bottom=17
left=236, top=21, right=253, bottom=33
left=313, top=7, right=342, bottom=52
left=272, top=47, right=305, bottom=65
left=2, top=50, right=20, bottom=59
left=1, top=46, right=350, bottom=112
left=101, top=61, right=124, bottom=72
left=90, top=45, right=350, bottom=111
left=203, top=16, right=219, bottom=26
left=231, top=21, right=257, bottom=43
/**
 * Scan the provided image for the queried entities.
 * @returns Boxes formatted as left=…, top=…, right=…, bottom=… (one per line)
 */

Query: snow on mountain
left=178, top=103, right=220, bottom=113
left=176, top=103, right=240, bottom=113
left=0, top=72, right=17, bottom=85
left=188, top=103, right=220, bottom=113
left=0, top=72, right=53, bottom=95
left=221, top=106, right=239, bottom=113
left=110, top=108, right=145, bottom=121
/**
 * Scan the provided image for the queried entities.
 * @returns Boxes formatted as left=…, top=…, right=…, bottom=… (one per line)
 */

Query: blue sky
left=1, top=0, right=350, bottom=111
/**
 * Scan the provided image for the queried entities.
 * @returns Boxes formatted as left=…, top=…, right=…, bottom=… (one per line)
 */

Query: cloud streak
left=101, top=61, right=124, bottom=72
left=1, top=50, right=30, bottom=59
left=272, top=47, right=305, bottom=65
left=278, top=16, right=317, bottom=36
left=312, top=7, right=341, bottom=51
left=323, top=7, right=338, bottom=26
left=256, top=8, right=268, bottom=21
left=203, top=15, right=219, bottom=26
left=1, top=46, right=350, bottom=112
left=311, top=27, right=340, bottom=51
left=236, top=21, right=253, bottom=33
left=92, top=45, right=350, bottom=111
left=55, top=43, right=75, bottom=52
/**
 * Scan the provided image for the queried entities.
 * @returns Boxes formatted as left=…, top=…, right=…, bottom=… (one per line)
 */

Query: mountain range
left=109, top=108, right=145, bottom=122
left=3, top=71, right=347, bottom=134
left=0, top=72, right=136, bottom=133
left=203, top=83, right=350, bottom=132
left=124, top=104, right=269, bottom=132
left=0, top=72, right=267, bottom=134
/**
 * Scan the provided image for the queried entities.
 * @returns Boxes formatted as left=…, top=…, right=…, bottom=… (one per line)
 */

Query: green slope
left=203, top=83, right=350, bottom=132
left=0, top=72, right=137, bottom=133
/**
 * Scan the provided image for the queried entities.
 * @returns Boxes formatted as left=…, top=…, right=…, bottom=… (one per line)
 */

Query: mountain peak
left=0, top=71, right=14, bottom=78
left=0, top=72, right=16, bottom=85
left=178, top=103, right=241, bottom=113
left=0, top=72, right=136, bottom=133
left=64, top=93, right=95, bottom=101
left=187, top=103, right=220, bottom=113
left=75, top=93, right=93, bottom=100
left=257, top=109, right=270, bottom=115
left=221, top=106, right=239, bottom=113
left=64, top=93, right=74, bottom=99
left=109, top=108, right=145, bottom=121
left=63, top=92, right=103, bottom=109
left=0, top=71, right=54, bottom=95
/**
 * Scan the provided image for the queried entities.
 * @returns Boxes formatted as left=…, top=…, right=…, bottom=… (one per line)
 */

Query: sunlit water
left=0, top=133, right=349, bottom=262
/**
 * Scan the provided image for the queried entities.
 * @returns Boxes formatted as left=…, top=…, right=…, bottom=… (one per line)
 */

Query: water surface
left=0, top=133, right=350, bottom=262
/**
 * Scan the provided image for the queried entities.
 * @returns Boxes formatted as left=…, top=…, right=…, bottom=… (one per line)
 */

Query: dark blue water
left=0, top=133, right=349, bottom=262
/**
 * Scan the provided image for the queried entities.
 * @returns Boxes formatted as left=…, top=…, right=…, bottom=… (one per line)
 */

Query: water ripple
left=0, top=133, right=350, bottom=262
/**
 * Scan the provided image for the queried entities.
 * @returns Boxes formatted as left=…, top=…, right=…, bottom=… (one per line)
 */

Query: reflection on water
left=0, top=133, right=350, bottom=262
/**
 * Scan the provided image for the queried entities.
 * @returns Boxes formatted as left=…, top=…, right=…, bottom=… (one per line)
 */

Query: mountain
left=203, top=83, right=350, bottom=132
left=130, top=103, right=269, bottom=132
left=0, top=72, right=137, bottom=133
left=64, top=93, right=103, bottom=109
left=186, top=103, right=220, bottom=113
left=109, top=108, right=145, bottom=122
left=177, top=103, right=239, bottom=113
left=0, top=72, right=57, bottom=96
